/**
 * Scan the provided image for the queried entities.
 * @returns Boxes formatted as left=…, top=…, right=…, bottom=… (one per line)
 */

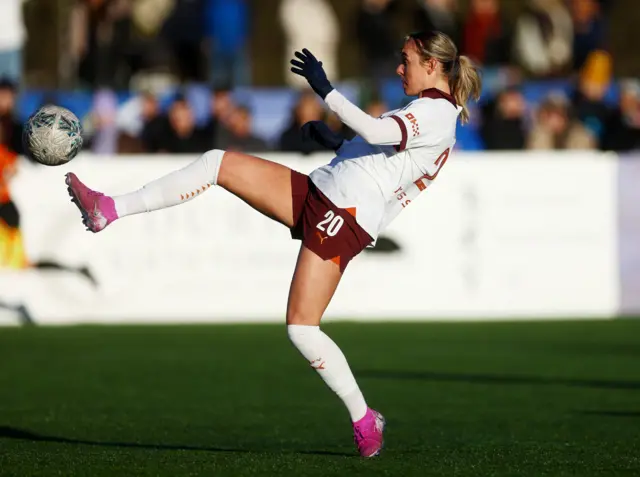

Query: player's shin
left=287, top=324, right=368, bottom=422
left=113, top=149, right=225, bottom=217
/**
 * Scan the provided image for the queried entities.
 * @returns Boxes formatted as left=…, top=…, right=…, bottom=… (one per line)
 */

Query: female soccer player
left=65, top=30, right=481, bottom=458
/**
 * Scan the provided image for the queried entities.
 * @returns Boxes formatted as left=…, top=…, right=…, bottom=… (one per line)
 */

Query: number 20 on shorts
left=316, top=210, right=344, bottom=237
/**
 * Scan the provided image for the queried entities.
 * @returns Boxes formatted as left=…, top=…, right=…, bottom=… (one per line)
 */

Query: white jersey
left=309, top=89, right=461, bottom=243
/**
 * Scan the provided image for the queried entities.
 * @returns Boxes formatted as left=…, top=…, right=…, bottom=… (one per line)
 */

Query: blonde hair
left=406, top=31, right=482, bottom=124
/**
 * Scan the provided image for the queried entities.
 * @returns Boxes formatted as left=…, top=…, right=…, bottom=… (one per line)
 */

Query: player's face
left=396, top=40, right=436, bottom=96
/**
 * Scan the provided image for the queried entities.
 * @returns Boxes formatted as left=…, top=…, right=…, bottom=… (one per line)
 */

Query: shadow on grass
left=0, top=426, right=352, bottom=457
left=357, top=370, right=640, bottom=390
left=576, top=410, right=640, bottom=418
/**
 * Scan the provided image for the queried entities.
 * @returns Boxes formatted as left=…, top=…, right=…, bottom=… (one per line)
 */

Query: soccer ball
left=23, top=105, right=84, bottom=166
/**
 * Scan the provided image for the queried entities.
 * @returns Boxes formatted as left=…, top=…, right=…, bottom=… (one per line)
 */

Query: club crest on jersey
left=405, top=113, right=420, bottom=137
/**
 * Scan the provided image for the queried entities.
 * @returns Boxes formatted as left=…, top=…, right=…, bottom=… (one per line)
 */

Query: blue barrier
left=15, top=79, right=621, bottom=151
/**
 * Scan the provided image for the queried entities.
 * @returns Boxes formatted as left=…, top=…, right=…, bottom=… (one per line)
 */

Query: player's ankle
left=99, top=195, right=120, bottom=221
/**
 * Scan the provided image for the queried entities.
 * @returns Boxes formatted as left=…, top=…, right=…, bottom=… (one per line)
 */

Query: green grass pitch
left=1, top=320, right=639, bottom=476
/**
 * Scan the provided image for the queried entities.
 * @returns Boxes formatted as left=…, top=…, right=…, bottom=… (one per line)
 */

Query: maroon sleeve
left=389, top=115, right=408, bottom=152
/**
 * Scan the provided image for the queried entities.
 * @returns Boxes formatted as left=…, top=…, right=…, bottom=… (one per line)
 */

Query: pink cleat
left=65, top=172, right=118, bottom=233
left=352, top=408, right=385, bottom=457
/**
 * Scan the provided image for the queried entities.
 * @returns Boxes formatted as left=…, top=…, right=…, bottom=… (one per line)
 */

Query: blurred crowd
left=49, top=0, right=614, bottom=88
left=67, top=0, right=250, bottom=90
left=0, top=0, right=636, bottom=161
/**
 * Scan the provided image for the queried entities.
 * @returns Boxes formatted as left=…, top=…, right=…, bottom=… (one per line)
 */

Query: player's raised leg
left=286, top=246, right=385, bottom=457
left=65, top=150, right=296, bottom=232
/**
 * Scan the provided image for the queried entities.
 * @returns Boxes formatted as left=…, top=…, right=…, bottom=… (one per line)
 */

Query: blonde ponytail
left=450, top=55, right=482, bottom=124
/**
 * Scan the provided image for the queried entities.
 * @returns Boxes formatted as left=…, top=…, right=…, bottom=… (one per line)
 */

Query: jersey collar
left=419, top=88, right=457, bottom=108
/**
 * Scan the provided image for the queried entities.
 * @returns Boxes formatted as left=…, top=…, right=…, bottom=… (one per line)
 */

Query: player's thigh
left=286, top=244, right=343, bottom=326
left=217, top=151, right=295, bottom=228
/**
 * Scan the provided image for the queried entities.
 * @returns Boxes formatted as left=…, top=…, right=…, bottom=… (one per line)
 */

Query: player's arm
left=289, top=49, right=403, bottom=147
left=323, top=90, right=403, bottom=146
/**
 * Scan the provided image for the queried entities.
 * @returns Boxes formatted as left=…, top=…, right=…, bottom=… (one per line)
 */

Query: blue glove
left=301, top=121, right=344, bottom=151
left=290, top=49, right=334, bottom=100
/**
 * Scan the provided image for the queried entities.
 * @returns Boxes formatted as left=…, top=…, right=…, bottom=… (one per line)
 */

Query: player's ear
left=424, top=57, right=436, bottom=75
left=430, top=58, right=439, bottom=75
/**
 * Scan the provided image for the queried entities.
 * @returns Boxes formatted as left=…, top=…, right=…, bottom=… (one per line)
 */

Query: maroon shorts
left=290, top=171, right=373, bottom=273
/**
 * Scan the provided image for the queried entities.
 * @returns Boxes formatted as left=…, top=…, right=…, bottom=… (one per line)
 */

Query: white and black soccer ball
left=23, top=105, right=84, bottom=166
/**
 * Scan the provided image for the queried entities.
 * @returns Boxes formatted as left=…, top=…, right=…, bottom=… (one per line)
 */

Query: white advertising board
left=0, top=151, right=619, bottom=324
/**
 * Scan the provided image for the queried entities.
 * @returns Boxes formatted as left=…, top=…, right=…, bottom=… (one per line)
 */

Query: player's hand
left=290, top=49, right=334, bottom=100
left=301, top=121, right=343, bottom=151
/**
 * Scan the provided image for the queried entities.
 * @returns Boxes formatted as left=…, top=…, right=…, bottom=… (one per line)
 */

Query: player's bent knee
left=286, top=308, right=322, bottom=327
left=201, top=149, right=225, bottom=186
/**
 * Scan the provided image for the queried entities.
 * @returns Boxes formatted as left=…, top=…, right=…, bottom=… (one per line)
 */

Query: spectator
left=161, top=0, right=207, bottom=82
left=602, top=80, right=640, bottom=152
left=155, top=95, right=209, bottom=153
left=326, top=111, right=355, bottom=141
left=0, top=78, right=23, bottom=156
left=279, top=90, right=325, bottom=154
left=0, top=78, right=29, bottom=269
left=201, top=85, right=237, bottom=149
left=513, top=0, right=573, bottom=78
left=280, top=0, right=339, bottom=89
left=216, top=105, right=269, bottom=152
left=72, top=0, right=135, bottom=89
left=130, top=0, right=174, bottom=39
left=116, top=90, right=165, bottom=153
left=413, top=0, right=460, bottom=46
left=571, top=49, right=613, bottom=146
left=569, top=0, right=607, bottom=71
left=205, top=0, right=250, bottom=87
left=481, top=87, right=527, bottom=150
left=527, top=93, right=595, bottom=150
left=460, top=0, right=511, bottom=67
left=0, top=0, right=25, bottom=84
left=138, top=91, right=165, bottom=153
left=0, top=141, right=24, bottom=268
left=82, top=89, right=119, bottom=155
left=107, top=86, right=162, bottom=153
left=356, top=0, right=399, bottom=83
left=122, top=0, right=175, bottom=85
left=365, top=98, right=388, bottom=118
left=210, top=87, right=236, bottom=125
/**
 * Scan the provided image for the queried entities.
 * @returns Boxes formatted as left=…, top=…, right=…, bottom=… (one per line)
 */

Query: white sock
left=113, top=149, right=225, bottom=218
left=287, top=324, right=368, bottom=422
